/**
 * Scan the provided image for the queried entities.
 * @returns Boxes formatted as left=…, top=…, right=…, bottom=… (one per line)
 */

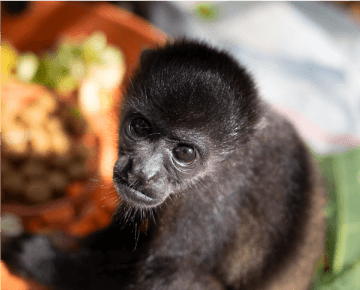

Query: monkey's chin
left=113, top=179, right=165, bottom=208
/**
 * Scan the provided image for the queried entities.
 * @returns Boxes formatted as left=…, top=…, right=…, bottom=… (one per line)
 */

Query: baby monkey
left=2, top=40, right=326, bottom=290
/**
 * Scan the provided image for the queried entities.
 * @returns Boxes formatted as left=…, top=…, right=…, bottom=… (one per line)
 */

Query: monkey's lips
left=113, top=176, right=162, bottom=207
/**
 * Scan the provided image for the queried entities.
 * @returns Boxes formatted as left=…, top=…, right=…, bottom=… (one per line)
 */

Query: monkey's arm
left=2, top=230, right=226, bottom=290
left=2, top=220, right=225, bottom=290
left=1, top=223, right=140, bottom=290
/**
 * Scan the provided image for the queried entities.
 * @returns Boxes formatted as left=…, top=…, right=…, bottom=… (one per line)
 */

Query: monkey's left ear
left=140, top=48, right=156, bottom=67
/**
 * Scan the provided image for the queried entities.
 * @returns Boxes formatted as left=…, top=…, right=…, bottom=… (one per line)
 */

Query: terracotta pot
left=1, top=2, right=166, bottom=289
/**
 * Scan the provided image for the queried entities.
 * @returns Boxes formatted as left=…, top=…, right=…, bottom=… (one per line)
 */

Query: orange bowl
left=1, top=2, right=166, bottom=288
left=0, top=1, right=166, bottom=290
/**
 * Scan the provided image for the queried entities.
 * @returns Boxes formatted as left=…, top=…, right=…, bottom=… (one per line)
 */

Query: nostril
left=127, top=173, right=139, bottom=187
left=146, top=173, right=159, bottom=184
left=113, top=158, right=133, bottom=184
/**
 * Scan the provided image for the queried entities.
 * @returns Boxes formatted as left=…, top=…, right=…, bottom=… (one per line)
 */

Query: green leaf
left=313, top=147, right=360, bottom=288
left=332, top=149, right=360, bottom=274
left=83, top=31, right=107, bottom=65
left=317, top=154, right=339, bottom=274
left=313, top=260, right=360, bottom=290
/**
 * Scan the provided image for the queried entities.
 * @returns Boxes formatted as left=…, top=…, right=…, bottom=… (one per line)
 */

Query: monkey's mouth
left=113, top=176, right=160, bottom=207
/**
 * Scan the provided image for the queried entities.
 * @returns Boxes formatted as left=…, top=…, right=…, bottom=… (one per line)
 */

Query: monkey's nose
left=129, top=170, right=160, bottom=186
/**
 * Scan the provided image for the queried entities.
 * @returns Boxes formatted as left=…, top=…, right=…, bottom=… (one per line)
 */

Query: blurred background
left=1, top=1, right=360, bottom=289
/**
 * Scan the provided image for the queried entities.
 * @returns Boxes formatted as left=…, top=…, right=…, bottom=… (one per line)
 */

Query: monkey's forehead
left=125, top=88, right=235, bottom=125
left=128, top=71, right=238, bottom=122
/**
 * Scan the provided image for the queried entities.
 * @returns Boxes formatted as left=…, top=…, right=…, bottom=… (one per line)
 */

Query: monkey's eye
left=173, top=145, right=196, bottom=163
left=129, top=118, right=152, bottom=138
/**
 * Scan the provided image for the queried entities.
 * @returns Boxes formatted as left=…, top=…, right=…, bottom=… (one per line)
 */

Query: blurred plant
left=2, top=31, right=125, bottom=119
left=3, top=31, right=124, bottom=97
left=312, top=148, right=360, bottom=289
left=193, top=2, right=220, bottom=22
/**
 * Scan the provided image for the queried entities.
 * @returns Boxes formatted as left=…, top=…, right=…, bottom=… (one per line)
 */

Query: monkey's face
left=113, top=41, right=260, bottom=210
left=113, top=111, right=213, bottom=209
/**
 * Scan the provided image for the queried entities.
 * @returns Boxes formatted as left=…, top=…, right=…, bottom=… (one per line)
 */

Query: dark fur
left=2, top=40, right=326, bottom=290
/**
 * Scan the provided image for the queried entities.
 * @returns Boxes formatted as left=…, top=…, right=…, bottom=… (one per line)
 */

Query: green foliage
left=194, top=2, right=219, bottom=22
left=313, top=147, right=360, bottom=289
left=16, top=31, right=123, bottom=95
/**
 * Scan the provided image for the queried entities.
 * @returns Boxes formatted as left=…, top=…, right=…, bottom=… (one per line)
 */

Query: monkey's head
left=113, top=40, right=260, bottom=211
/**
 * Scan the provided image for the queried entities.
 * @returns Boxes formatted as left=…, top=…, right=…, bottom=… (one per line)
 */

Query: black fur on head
left=127, top=39, right=260, bottom=149
left=113, top=39, right=261, bottom=226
